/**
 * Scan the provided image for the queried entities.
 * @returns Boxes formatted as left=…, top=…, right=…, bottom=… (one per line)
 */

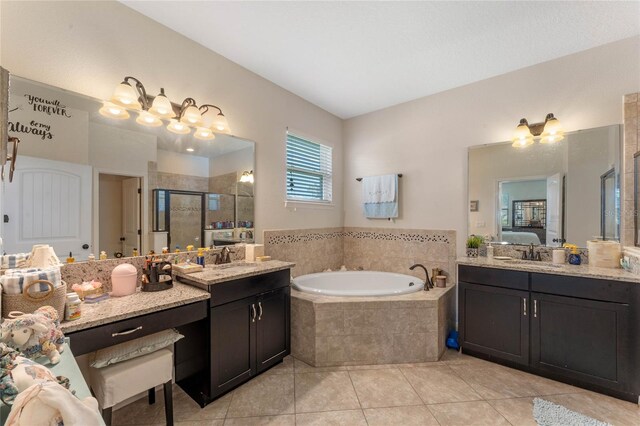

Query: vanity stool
left=90, top=348, right=174, bottom=426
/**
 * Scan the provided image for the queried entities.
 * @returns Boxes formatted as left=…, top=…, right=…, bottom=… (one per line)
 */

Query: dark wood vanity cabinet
left=459, top=265, right=640, bottom=402
left=175, top=269, right=291, bottom=407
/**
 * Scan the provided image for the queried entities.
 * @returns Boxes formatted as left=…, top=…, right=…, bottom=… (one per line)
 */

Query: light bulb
left=540, top=115, right=565, bottom=144
left=149, top=90, right=174, bottom=119
left=212, top=113, right=229, bottom=133
left=186, top=148, right=195, bottom=152
left=135, top=110, right=162, bottom=127
left=180, top=105, right=203, bottom=126
left=194, top=127, right=216, bottom=140
left=99, top=101, right=130, bottom=120
left=111, top=82, right=141, bottom=109
left=167, top=119, right=190, bottom=135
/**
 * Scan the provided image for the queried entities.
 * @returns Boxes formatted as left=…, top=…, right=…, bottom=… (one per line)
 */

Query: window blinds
left=286, top=133, right=332, bottom=202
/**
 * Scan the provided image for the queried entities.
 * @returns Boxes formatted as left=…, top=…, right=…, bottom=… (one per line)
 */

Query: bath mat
left=532, top=398, right=611, bottom=426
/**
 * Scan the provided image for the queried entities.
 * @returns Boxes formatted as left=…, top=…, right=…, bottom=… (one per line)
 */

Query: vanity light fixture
left=511, top=113, right=564, bottom=148
left=186, top=147, right=195, bottom=152
left=239, top=170, right=254, bottom=183
left=100, top=76, right=231, bottom=136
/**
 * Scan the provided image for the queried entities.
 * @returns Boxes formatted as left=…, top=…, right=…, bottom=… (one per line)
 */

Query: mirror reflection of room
left=469, top=125, right=621, bottom=248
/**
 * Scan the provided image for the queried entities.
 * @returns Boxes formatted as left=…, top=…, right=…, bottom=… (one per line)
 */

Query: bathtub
left=292, top=270, right=424, bottom=297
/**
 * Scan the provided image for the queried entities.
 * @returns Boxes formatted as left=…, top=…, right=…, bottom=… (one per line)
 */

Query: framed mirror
left=2, top=75, right=255, bottom=260
left=468, top=124, right=621, bottom=247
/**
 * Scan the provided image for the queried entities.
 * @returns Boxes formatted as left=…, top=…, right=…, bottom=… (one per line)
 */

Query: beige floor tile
left=448, top=363, right=539, bottom=399
left=427, top=401, right=511, bottom=425
left=295, top=371, right=361, bottom=413
left=173, top=387, right=232, bottom=421
left=177, top=421, right=224, bottom=426
left=223, top=415, right=295, bottom=425
left=226, top=374, right=295, bottom=418
left=519, top=370, right=583, bottom=396
left=401, top=365, right=482, bottom=404
left=347, top=361, right=438, bottom=370
left=487, top=397, right=537, bottom=426
left=439, top=350, right=493, bottom=366
left=544, top=392, right=640, bottom=426
left=112, top=395, right=163, bottom=425
left=295, top=409, right=367, bottom=426
left=364, top=405, right=440, bottom=426
left=294, top=357, right=349, bottom=372
left=263, top=355, right=294, bottom=375
left=349, top=368, right=422, bottom=408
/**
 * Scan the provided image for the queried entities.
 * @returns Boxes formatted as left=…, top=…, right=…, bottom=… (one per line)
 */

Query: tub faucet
left=410, top=264, right=433, bottom=291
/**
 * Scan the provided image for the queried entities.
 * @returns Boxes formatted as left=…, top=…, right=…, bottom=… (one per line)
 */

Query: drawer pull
left=523, top=298, right=527, bottom=316
left=112, top=326, right=142, bottom=337
left=534, top=300, right=538, bottom=318
left=258, top=302, right=263, bottom=321
left=251, top=304, right=257, bottom=323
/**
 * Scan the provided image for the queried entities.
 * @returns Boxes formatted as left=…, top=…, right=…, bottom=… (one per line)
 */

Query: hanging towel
left=363, top=174, right=398, bottom=219
left=362, top=174, right=396, bottom=204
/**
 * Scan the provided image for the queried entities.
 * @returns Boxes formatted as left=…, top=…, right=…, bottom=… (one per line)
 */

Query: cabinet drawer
left=210, top=269, right=290, bottom=306
left=67, top=300, right=208, bottom=355
left=531, top=273, right=632, bottom=304
left=459, top=265, right=528, bottom=290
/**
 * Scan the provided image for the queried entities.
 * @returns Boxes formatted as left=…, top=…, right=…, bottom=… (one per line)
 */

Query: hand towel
left=362, top=174, right=396, bottom=204
left=363, top=174, right=399, bottom=219
left=1, top=253, right=30, bottom=270
left=0, top=267, right=62, bottom=294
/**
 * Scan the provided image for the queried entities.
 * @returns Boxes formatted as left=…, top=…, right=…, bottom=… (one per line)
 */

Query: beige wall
left=344, top=37, right=640, bottom=254
left=0, top=1, right=344, bottom=242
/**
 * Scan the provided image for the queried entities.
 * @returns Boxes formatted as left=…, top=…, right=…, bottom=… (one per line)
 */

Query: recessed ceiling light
left=186, top=148, right=194, bottom=152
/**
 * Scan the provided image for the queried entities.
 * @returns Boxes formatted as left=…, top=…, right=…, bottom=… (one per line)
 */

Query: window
left=286, top=132, right=332, bottom=203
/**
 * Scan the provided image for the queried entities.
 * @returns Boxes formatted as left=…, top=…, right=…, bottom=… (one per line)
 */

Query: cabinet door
left=210, top=295, right=257, bottom=396
left=459, top=282, right=530, bottom=365
left=256, top=287, right=291, bottom=373
left=530, top=292, right=630, bottom=389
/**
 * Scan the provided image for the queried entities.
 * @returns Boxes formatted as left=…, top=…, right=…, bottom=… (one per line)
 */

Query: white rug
left=533, top=398, right=611, bottom=426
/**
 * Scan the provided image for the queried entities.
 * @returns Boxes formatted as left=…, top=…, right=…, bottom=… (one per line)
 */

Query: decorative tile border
left=343, top=230, right=451, bottom=244
left=266, top=231, right=344, bottom=245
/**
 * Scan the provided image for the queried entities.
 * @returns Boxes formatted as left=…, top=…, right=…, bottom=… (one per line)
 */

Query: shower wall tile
left=622, top=92, right=640, bottom=247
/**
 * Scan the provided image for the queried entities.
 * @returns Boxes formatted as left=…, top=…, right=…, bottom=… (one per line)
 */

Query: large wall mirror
left=468, top=125, right=621, bottom=248
left=2, top=76, right=255, bottom=260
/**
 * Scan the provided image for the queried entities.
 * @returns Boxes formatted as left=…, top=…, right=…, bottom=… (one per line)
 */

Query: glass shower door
left=169, top=192, right=203, bottom=251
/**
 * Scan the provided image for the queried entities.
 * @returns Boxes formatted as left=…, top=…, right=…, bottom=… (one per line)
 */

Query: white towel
left=362, top=174, right=397, bottom=203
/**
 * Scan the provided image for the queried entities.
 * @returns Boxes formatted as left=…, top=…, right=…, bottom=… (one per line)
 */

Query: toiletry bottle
left=66, top=252, right=75, bottom=263
left=99, top=251, right=108, bottom=260
left=162, top=247, right=169, bottom=254
left=564, top=244, right=581, bottom=265
left=132, top=248, right=138, bottom=257
left=65, top=292, right=82, bottom=321
left=88, top=253, right=96, bottom=261
left=197, top=248, right=205, bottom=266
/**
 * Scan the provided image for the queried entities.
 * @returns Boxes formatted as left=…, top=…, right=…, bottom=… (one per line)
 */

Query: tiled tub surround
left=264, top=227, right=456, bottom=282
left=291, top=285, right=455, bottom=367
left=60, top=246, right=245, bottom=292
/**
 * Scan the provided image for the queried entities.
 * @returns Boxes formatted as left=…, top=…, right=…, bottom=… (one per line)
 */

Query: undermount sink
left=501, top=259, right=562, bottom=268
left=211, top=262, right=258, bottom=271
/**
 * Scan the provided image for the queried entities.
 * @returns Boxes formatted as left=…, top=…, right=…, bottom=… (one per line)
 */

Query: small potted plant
left=466, top=235, right=484, bottom=258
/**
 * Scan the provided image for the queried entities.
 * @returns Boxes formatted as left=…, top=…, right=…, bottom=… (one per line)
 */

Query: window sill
left=285, top=200, right=335, bottom=210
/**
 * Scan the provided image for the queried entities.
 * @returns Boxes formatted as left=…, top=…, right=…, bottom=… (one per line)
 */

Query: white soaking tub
left=292, top=270, right=424, bottom=297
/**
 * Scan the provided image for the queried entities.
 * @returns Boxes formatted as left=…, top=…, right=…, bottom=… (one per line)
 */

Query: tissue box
left=245, top=244, right=265, bottom=262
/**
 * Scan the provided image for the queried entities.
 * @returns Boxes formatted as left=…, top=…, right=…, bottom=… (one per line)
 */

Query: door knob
left=82, top=244, right=89, bottom=250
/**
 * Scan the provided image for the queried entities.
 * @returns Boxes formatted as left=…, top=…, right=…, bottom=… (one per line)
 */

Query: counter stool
left=90, top=348, right=174, bottom=426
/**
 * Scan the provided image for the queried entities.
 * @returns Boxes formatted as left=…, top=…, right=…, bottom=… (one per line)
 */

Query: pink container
left=110, top=263, right=138, bottom=296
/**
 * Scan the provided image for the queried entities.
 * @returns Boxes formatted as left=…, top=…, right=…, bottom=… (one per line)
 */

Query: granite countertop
left=175, top=260, right=295, bottom=289
left=457, top=256, right=640, bottom=284
left=60, top=282, right=210, bottom=333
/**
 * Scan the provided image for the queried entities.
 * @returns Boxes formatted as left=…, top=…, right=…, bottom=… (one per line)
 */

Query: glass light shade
left=539, top=117, right=565, bottom=144
left=511, top=122, right=534, bottom=148
left=201, top=108, right=217, bottom=127
left=149, top=93, right=174, bottom=118
left=167, top=119, right=190, bottom=135
left=135, top=110, right=163, bottom=127
left=99, top=101, right=130, bottom=120
left=239, top=171, right=254, bottom=183
left=111, top=82, right=141, bottom=109
left=180, top=105, right=203, bottom=126
left=194, top=127, right=216, bottom=140
left=212, top=113, right=230, bottom=133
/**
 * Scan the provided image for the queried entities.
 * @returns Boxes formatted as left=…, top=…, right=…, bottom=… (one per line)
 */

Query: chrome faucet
left=216, top=246, right=234, bottom=264
left=518, top=243, right=542, bottom=261
left=410, top=264, right=434, bottom=291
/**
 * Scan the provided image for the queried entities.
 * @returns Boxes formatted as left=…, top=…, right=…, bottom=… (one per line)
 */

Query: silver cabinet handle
left=534, top=300, right=538, bottom=318
left=523, top=298, right=527, bottom=316
left=258, top=302, right=263, bottom=321
left=112, top=326, right=142, bottom=337
left=251, top=304, right=257, bottom=322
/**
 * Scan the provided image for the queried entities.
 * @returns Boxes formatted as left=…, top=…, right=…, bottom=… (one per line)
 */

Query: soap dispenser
left=564, top=244, right=581, bottom=265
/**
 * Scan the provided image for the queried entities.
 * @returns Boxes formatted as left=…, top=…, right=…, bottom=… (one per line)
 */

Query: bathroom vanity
left=457, top=258, right=640, bottom=403
left=173, top=260, right=294, bottom=406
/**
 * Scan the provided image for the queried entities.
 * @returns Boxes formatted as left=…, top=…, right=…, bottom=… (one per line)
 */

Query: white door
left=3, top=156, right=92, bottom=259
left=122, top=177, right=141, bottom=255
left=546, top=173, right=563, bottom=247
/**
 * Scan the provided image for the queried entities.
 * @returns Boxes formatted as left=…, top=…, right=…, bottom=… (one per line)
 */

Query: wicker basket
left=2, top=279, right=66, bottom=320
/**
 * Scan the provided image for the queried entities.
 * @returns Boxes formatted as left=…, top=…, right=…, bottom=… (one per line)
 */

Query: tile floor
left=113, top=350, right=640, bottom=426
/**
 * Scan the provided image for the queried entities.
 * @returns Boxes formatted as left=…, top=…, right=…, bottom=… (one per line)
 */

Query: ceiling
left=123, top=1, right=640, bottom=119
